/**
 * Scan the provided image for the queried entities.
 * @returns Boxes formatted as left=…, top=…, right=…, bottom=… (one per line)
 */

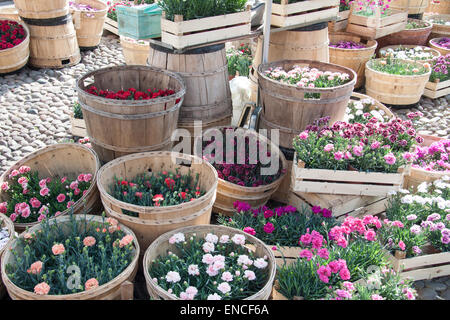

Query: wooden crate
left=328, top=10, right=349, bottom=32
left=385, top=246, right=450, bottom=281
left=267, top=245, right=300, bottom=267
left=292, top=155, right=408, bottom=197
left=70, top=114, right=87, bottom=138
left=346, top=4, right=408, bottom=39
left=271, top=0, right=339, bottom=28
left=160, top=7, right=251, bottom=50
left=423, top=79, right=450, bottom=99
left=104, top=17, right=119, bottom=35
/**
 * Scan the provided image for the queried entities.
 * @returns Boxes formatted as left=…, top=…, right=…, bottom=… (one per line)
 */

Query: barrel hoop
left=22, top=14, right=72, bottom=26
left=78, top=98, right=183, bottom=120
left=259, top=85, right=352, bottom=104
left=30, top=32, right=77, bottom=41
left=181, top=98, right=232, bottom=111
left=168, top=64, right=228, bottom=77
left=150, top=42, right=225, bottom=55
left=90, top=136, right=172, bottom=153
left=259, top=114, right=303, bottom=135
left=30, top=52, right=80, bottom=61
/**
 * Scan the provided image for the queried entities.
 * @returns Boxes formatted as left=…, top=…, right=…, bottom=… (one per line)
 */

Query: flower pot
left=0, top=213, right=14, bottom=299
left=71, top=0, right=108, bottom=48
left=365, top=59, right=431, bottom=106
left=120, top=36, right=149, bottom=65
left=201, top=127, right=287, bottom=216
left=0, top=214, right=140, bottom=300
left=76, top=65, right=186, bottom=163
left=329, top=32, right=377, bottom=88
left=257, top=59, right=356, bottom=149
left=0, top=19, right=29, bottom=74
left=375, top=19, right=433, bottom=49
left=378, top=44, right=441, bottom=65
left=0, top=143, right=101, bottom=233
left=97, top=151, right=218, bottom=255
left=429, top=37, right=450, bottom=56
left=390, top=0, right=430, bottom=14
left=143, top=224, right=277, bottom=300
left=13, top=0, right=70, bottom=19
left=425, top=14, right=450, bottom=40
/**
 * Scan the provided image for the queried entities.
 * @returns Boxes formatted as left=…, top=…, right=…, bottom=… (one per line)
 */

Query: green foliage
left=368, top=57, right=430, bottom=76
left=73, top=102, right=83, bottom=119
left=226, top=44, right=252, bottom=77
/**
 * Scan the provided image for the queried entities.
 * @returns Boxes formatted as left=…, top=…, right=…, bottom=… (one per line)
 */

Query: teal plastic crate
left=117, top=4, right=162, bottom=40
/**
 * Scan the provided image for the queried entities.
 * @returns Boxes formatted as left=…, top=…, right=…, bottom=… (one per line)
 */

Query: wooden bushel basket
left=143, top=224, right=277, bottom=300
left=71, top=0, right=108, bottom=48
left=13, top=0, right=70, bottom=20
left=97, top=151, right=218, bottom=255
left=120, top=36, right=149, bottom=65
left=429, top=37, right=450, bottom=56
left=0, top=143, right=101, bottom=233
left=1, top=214, right=140, bottom=300
left=0, top=19, right=29, bottom=74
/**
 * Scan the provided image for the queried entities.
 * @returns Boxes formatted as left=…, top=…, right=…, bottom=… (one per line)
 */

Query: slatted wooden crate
left=266, top=245, right=301, bottom=267
left=160, top=7, right=251, bottom=50
left=346, top=4, right=408, bottom=39
left=271, top=0, right=339, bottom=28
left=423, top=79, right=450, bottom=99
left=384, top=246, right=450, bottom=281
left=292, top=155, right=408, bottom=197
left=328, top=9, right=350, bottom=32
left=104, top=16, right=119, bottom=35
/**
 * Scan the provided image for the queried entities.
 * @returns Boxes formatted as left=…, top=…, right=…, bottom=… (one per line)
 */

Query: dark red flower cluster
left=86, top=86, right=177, bottom=101
left=0, top=20, right=26, bottom=50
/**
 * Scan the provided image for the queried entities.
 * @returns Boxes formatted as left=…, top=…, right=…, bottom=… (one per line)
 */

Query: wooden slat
left=271, top=7, right=339, bottom=28
left=272, top=0, right=339, bottom=16
left=400, top=265, right=450, bottom=281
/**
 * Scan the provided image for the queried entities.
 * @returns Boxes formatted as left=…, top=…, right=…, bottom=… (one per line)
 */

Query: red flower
left=179, top=192, right=187, bottom=200
left=165, top=177, right=175, bottom=190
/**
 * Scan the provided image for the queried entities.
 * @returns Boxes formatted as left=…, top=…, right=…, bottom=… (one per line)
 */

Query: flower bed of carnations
left=379, top=45, right=440, bottom=64
left=423, top=53, right=450, bottom=98
left=86, top=85, right=177, bottom=101
left=1, top=213, right=139, bottom=300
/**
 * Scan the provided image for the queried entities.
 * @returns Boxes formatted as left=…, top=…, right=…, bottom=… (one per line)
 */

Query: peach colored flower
left=23, top=233, right=33, bottom=240
left=85, top=278, right=99, bottom=291
left=107, top=217, right=118, bottom=226
left=83, top=236, right=96, bottom=247
left=119, top=234, right=134, bottom=248
left=52, top=243, right=65, bottom=255
left=108, top=226, right=117, bottom=233
left=34, top=282, right=50, bottom=295
left=27, top=261, right=43, bottom=275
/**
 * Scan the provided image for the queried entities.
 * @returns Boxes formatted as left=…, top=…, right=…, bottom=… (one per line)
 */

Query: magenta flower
left=263, top=222, right=275, bottom=234
left=243, top=227, right=256, bottom=236
left=384, top=153, right=396, bottom=165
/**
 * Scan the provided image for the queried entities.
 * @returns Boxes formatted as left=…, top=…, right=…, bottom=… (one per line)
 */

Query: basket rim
left=0, top=213, right=15, bottom=257
left=366, top=58, right=432, bottom=78
left=0, top=143, right=101, bottom=230
left=142, top=224, right=277, bottom=300
left=0, top=19, right=30, bottom=55
left=328, top=35, right=378, bottom=52
left=0, top=214, right=140, bottom=299
left=378, top=45, right=441, bottom=61
left=429, top=37, right=450, bottom=51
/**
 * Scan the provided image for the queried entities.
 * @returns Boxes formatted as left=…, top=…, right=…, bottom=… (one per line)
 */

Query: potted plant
left=429, top=37, right=450, bottom=56
left=425, top=14, right=450, bottom=39
left=120, top=36, right=149, bottom=65
left=70, top=102, right=87, bottom=137
left=158, top=0, right=251, bottom=49
left=344, top=92, right=394, bottom=124
left=70, top=0, right=108, bottom=48
left=291, top=116, right=420, bottom=196
left=365, top=57, right=431, bottom=106
left=0, top=19, right=29, bottom=74
left=378, top=45, right=440, bottom=65
left=423, top=53, right=450, bottom=98
left=1, top=212, right=140, bottom=300
left=227, top=43, right=253, bottom=79
left=143, top=225, right=276, bottom=300
left=105, top=1, right=132, bottom=35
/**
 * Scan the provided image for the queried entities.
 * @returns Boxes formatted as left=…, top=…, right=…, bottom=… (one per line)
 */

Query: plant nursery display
left=227, top=43, right=252, bottom=78
left=1, top=213, right=139, bottom=299
left=344, top=94, right=392, bottom=124
left=426, top=15, right=450, bottom=40
left=144, top=225, right=276, bottom=300
left=410, top=139, right=450, bottom=173
left=424, top=53, right=450, bottom=98
left=379, top=46, right=440, bottom=63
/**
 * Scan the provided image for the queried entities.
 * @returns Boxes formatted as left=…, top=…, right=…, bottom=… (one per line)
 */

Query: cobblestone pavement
left=0, top=35, right=448, bottom=300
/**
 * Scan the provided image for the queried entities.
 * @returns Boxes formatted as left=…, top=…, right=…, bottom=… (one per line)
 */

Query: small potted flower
left=70, top=102, right=87, bottom=137
left=376, top=19, right=432, bottom=49
left=365, top=57, right=431, bottom=106
left=429, top=37, right=450, bottom=56
left=120, top=36, right=150, bottom=65
left=425, top=15, right=450, bottom=40
left=218, top=201, right=337, bottom=265
left=379, top=45, right=440, bottom=65
left=344, top=92, right=394, bottom=124
left=292, top=116, right=421, bottom=197
left=0, top=19, right=30, bottom=74
left=227, top=43, right=253, bottom=79
left=201, top=126, right=287, bottom=216
left=69, top=0, right=107, bottom=48
left=423, top=53, right=450, bottom=99
left=1, top=212, right=139, bottom=300
left=143, top=224, right=276, bottom=300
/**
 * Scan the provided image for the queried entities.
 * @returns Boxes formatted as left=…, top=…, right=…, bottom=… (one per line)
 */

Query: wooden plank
left=271, top=7, right=339, bottom=28
left=400, top=265, right=450, bottom=281
left=292, top=181, right=401, bottom=196
left=272, top=0, right=339, bottom=16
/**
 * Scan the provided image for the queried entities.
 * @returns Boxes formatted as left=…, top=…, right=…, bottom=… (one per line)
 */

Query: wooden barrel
left=375, top=19, right=432, bottom=50
left=426, top=0, right=450, bottom=14
left=201, top=126, right=287, bottom=216
left=329, top=33, right=377, bottom=88
left=71, top=0, right=107, bottom=48
left=0, top=143, right=101, bottom=233
left=26, top=15, right=81, bottom=68
left=426, top=14, right=450, bottom=39
left=143, top=224, right=276, bottom=300
left=257, top=60, right=356, bottom=149
left=429, top=37, right=450, bottom=56
left=365, top=58, right=431, bottom=105
left=97, top=151, right=218, bottom=255
left=147, top=43, right=232, bottom=129
left=120, top=36, right=149, bottom=65
left=76, top=65, right=186, bottom=163
left=390, top=0, right=430, bottom=14
left=0, top=214, right=14, bottom=299
left=1, top=214, right=139, bottom=300
left=14, top=0, right=69, bottom=20
left=0, top=19, right=29, bottom=74
left=378, top=45, right=441, bottom=65
left=404, top=135, right=449, bottom=191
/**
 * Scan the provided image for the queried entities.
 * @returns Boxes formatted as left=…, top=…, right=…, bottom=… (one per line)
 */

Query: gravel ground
left=0, top=34, right=448, bottom=300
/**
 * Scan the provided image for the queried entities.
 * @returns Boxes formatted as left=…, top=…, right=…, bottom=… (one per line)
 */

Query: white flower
left=231, top=234, right=246, bottom=245
left=237, top=255, right=253, bottom=266
left=205, top=233, right=218, bottom=244
left=401, top=195, right=413, bottom=204
left=219, top=235, right=230, bottom=243
left=202, top=241, right=215, bottom=253
left=207, top=293, right=222, bottom=300
left=406, top=214, right=417, bottom=221
left=186, top=286, right=198, bottom=296
left=417, top=182, right=429, bottom=193
left=165, top=271, right=181, bottom=283
left=388, top=190, right=397, bottom=196
left=217, top=282, right=231, bottom=294
left=398, top=189, right=410, bottom=194
left=253, top=258, right=268, bottom=269
left=212, top=260, right=225, bottom=271
left=169, top=233, right=185, bottom=244
left=206, top=264, right=219, bottom=277
left=410, top=225, right=422, bottom=234
left=202, top=254, right=215, bottom=265
left=188, top=264, right=200, bottom=276
left=221, top=271, right=234, bottom=282
left=213, top=255, right=225, bottom=263
left=355, top=110, right=363, bottom=116
left=243, top=270, right=256, bottom=281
